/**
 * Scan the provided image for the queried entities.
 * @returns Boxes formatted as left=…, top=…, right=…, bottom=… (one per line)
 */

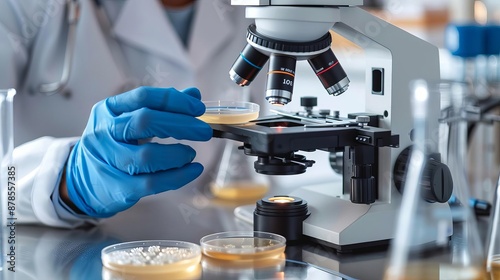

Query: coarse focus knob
left=394, top=147, right=453, bottom=203
left=424, top=160, right=454, bottom=202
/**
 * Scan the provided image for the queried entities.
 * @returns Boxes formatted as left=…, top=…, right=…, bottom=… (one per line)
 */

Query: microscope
left=213, top=0, right=454, bottom=252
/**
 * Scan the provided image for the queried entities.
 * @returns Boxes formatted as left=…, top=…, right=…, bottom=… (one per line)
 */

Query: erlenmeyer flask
left=210, top=140, right=270, bottom=202
left=384, top=80, right=487, bottom=280
left=486, top=174, right=500, bottom=279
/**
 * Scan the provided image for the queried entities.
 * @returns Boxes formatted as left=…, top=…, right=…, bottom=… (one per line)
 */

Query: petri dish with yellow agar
left=198, top=101, right=260, bottom=124
left=202, top=252, right=286, bottom=270
left=101, top=240, right=201, bottom=277
left=201, top=253, right=286, bottom=279
left=200, top=231, right=286, bottom=262
left=102, top=265, right=202, bottom=280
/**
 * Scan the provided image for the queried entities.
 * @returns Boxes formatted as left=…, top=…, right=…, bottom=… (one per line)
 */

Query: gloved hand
left=64, top=87, right=212, bottom=218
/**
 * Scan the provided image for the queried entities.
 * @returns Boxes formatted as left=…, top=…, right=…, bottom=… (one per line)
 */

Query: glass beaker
left=0, top=89, right=16, bottom=275
left=209, top=140, right=270, bottom=203
left=486, top=173, right=500, bottom=279
left=384, top=80, right=487, bottom=280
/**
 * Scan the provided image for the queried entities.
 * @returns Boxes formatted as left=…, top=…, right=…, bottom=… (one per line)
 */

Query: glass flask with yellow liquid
left=210, top=140, right=270, bottom=202
left=384, top=80, right=488, bottom=280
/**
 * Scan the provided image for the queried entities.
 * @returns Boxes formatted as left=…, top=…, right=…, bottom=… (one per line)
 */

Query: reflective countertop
left=8, top=182, right=491, bottom=280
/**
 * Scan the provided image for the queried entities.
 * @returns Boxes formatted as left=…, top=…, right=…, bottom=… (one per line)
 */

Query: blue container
left=485, top=24, right=500, bottom=55
left=445, top=23, right=486, bottom=57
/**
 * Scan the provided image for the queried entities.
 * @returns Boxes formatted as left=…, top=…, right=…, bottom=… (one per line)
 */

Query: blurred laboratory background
left=286, top=0, right=500, bottom=205
left=4, top=1, right=500, bottom=279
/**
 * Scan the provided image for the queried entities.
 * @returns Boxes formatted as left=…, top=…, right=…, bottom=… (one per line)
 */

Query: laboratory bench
left=10, top=182, right=491, bottom=280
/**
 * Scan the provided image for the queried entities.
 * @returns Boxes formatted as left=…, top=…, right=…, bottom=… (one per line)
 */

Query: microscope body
left=220, top=1, right=453, bottom=252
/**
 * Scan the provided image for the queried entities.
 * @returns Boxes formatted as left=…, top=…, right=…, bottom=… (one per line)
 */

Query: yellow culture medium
left=200, top=231, right=286, bottom=262
left=198, top=101, right=260, bottom=124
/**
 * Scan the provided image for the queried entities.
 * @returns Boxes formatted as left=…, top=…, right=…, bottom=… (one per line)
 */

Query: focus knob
left=424, top=160, right=454, bottom=203
left=394, top=147, right=453, bottom=203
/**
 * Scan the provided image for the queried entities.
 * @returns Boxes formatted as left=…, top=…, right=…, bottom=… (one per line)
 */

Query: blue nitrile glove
left=65, top=87, right=213, bottom=218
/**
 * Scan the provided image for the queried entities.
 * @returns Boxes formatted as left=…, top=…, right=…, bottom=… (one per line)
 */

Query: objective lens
left=266, top=54, right=296, bottom=105
left=308, top=49, right=350, bottom=96
left=229, top=44, right=269, bottom=86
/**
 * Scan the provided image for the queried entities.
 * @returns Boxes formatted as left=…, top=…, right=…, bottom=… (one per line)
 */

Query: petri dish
left=200, top=231, right=286, bottom=261
left=198, top=101, right=260, bottom=124
left=101, top=240, right=201, bottom=276
left=202, top=252, right=286, bottom=270
left=102, top=265, right=202, bottom=280
left=201, top=253, right=285, bottom=279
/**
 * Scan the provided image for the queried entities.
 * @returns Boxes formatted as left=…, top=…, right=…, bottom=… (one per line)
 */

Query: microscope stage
left=211, top=115, right=397, bottom=155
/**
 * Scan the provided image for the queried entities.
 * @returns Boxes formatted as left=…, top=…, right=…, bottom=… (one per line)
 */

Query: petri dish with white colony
left=198, top=101, right=260, bottom=124
left=200, top=231, right=286, bottom=261
left=101, top=240, right=201, bottom=276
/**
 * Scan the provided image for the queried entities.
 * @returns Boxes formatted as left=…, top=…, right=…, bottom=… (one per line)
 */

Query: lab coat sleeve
left=15, top=137, right=98, bottom=228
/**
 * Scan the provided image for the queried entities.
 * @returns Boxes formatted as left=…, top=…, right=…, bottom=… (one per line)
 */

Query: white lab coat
left=1, top=0, right=341, bottom=229
left=0, top=0, right=268, bottom=227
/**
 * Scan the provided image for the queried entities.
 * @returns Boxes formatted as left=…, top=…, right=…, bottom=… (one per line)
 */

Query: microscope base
left=234, top=182, right=453, bottom=253
left=289, top=183, right=453, bottom=253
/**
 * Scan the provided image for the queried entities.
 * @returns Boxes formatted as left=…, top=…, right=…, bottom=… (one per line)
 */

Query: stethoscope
left=36, top=0, right=134, bottom=97
left=38, top=0, right=81, bottom=97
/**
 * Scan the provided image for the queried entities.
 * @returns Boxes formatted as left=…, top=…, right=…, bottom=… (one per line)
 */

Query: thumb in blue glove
left=64, top=86, right=212, bottom=218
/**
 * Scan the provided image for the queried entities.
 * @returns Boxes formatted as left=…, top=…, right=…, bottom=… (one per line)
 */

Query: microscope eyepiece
left=308, top=48, right=350, bottom=96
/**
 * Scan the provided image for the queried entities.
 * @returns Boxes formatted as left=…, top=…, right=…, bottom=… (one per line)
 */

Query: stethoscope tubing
left=38, top=0, right=80, bottom=97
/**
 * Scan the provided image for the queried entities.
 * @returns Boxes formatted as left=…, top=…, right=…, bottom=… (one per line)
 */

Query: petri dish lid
left=200, top=231, right=286, bottom=261
left=101, top=240, right=201, bottom=275
left=198, top=101, right=260, bottom=124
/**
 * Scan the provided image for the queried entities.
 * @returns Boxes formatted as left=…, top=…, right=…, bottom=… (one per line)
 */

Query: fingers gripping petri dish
left=200, top=231, right=286, bottom=261
left=198, top=101, right=260, bottom=124
left=101, top=240, right=201, bottom=277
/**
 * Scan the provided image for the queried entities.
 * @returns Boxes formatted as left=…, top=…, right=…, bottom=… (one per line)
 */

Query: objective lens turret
left=229, top=24, right=349, bottom=105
